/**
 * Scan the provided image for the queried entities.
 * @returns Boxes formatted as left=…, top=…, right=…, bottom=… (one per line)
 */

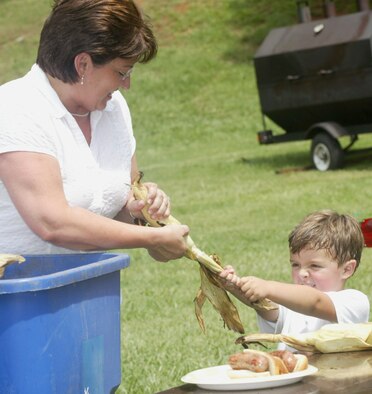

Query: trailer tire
left=311, top=133, right=344, bottom=171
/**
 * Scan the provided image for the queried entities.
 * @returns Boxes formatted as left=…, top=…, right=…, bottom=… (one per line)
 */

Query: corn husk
left=0, top=254, right=25, bottom=278
left=195, top=259, right=244, bottom=333
left=131, top=173, right=277, bottom=334
left=236, top=323, right=372, bottom=353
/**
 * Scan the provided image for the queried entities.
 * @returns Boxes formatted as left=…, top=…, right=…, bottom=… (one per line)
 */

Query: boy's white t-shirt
left=257, top=289, right=370, bottom=350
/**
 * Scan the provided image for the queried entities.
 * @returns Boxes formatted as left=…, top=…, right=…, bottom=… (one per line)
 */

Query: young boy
left=220, top=210, right=370, bottom=349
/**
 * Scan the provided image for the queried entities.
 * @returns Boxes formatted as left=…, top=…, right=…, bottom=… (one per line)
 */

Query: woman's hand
left=147, top=224, right=190, bottom=262
left=127, top=182, right=171, bottom=221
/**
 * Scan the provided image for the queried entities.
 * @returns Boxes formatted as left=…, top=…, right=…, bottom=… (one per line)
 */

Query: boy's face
left=290, top=248, right=353, bottom=292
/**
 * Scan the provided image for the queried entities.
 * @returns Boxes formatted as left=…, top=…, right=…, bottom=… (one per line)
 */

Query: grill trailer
left=254, top=0, right=372, bottom=170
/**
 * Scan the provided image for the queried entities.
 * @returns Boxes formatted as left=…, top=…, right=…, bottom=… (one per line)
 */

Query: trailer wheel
left=311, top=133, right=344, bottom=171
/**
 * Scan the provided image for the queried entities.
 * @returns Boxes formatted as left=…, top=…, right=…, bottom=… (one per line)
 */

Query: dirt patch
left=174, top=2, right=189, bottom=14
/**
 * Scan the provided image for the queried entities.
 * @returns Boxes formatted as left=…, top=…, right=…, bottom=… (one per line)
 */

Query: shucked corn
left=236, top=323, right=372, bottom=353
left=0, top=254, right=25, bottom=278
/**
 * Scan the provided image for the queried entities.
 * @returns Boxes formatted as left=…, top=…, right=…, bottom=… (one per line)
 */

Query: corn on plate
left=236, top=323, right=372, bottom=353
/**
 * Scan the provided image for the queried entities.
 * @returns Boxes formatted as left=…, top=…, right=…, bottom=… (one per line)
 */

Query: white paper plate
left=181, top=364, right=318, bottom=391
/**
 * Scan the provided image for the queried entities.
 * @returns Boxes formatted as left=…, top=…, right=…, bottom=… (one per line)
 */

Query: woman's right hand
left=147, top=224, right=190, bottom=262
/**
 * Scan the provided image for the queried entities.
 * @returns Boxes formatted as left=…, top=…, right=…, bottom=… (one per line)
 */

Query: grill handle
left=318, top=69, right=334, bottom=76
left=286, top=74, right=301, bottom=81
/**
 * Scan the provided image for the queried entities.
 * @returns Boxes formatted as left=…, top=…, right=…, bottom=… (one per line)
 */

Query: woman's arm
left=0, top=151, right=188, bottom=259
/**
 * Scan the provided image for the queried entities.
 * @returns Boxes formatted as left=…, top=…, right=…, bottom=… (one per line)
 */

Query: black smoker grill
left=254, top=0, right=372, bottom=170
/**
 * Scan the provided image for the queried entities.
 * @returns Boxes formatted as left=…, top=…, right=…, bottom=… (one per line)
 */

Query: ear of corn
left=235, top=323, right=372, bottom=353
left=236, top=332, right=315, bottom=352
left=131, top=173, right=276, bottom=334
left=0, top=254, right=25, bottom=278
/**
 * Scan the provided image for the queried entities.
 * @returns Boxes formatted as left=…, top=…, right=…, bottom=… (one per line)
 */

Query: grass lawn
left=2, top=1, right=372, bottom=393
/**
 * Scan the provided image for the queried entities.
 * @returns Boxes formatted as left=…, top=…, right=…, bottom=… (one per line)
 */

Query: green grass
left=2, top=1, right=372, bottom=393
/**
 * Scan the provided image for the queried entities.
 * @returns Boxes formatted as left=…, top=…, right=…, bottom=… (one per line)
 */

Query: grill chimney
left=323, top=1, right=336, bottom=17
left=357, top=0, right=370, bottom=11
left=297, top=0, right=311, bottom=23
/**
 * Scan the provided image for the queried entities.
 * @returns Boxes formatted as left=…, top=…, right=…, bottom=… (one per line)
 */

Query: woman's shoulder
left=109, top=91, right=130, bottom=113
left=0, top=77, right=27, bottom=105
left=104, top=91, right=132, bottom=127
left=0, top=72, right=42, bottom=114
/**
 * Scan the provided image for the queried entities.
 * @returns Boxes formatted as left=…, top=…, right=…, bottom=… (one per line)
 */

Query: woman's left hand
left=127, top=182, right=171, bottom=221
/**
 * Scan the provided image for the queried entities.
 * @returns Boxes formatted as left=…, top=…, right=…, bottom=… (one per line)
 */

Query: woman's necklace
left=70, top=111, right=90, bottom=117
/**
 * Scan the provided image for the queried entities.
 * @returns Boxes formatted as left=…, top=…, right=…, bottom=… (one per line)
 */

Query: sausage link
left=269, top=350, right=297, bottom=372
left=229, top=352, right=269, bottom=373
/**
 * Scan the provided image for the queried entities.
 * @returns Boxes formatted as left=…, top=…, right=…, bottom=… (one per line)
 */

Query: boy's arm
left=220, top=268, right=337, bottom=322
left=240, top=277, right=337, bottom=322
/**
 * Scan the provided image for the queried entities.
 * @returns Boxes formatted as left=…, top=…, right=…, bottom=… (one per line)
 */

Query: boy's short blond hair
left=288, top=210, right=363, bottom=269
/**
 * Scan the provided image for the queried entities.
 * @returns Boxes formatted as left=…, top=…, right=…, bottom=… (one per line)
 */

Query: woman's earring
left=80, top=75, right=85, bottom=85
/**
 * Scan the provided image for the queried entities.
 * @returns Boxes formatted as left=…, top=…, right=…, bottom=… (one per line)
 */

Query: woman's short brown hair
left=37, top=0, right=157, bottom=83
left=288, top=209, right=364, bottom=269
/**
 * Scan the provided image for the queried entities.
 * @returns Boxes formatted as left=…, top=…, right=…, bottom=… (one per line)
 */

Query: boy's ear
left=342, top=259, right=357, bottom=279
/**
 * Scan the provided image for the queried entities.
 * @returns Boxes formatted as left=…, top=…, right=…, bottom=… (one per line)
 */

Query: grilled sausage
left=228, top=351, right=269, bottom=372
left=269, top=350, right=297, bottom=372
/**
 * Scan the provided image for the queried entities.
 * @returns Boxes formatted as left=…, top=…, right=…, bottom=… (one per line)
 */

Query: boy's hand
left=239, top=276, right=271, bottom=303
left=219, top=267, right=259, bottom=308
left=218, top=266, right=258, bottom=308
left=218, top=265, right=242, bottom=295
left=219, top=265, right=240, bottom=286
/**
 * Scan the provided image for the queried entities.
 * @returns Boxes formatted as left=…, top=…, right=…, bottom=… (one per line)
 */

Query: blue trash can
left=0, top=252, right=130, bottom=394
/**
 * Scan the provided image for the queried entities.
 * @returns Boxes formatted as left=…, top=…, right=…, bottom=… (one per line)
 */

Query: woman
left=0, top=0, right=189, bottom=261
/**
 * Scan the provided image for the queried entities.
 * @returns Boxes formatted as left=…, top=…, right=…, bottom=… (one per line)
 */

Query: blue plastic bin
left=0, top=252, right=130, bottom=394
